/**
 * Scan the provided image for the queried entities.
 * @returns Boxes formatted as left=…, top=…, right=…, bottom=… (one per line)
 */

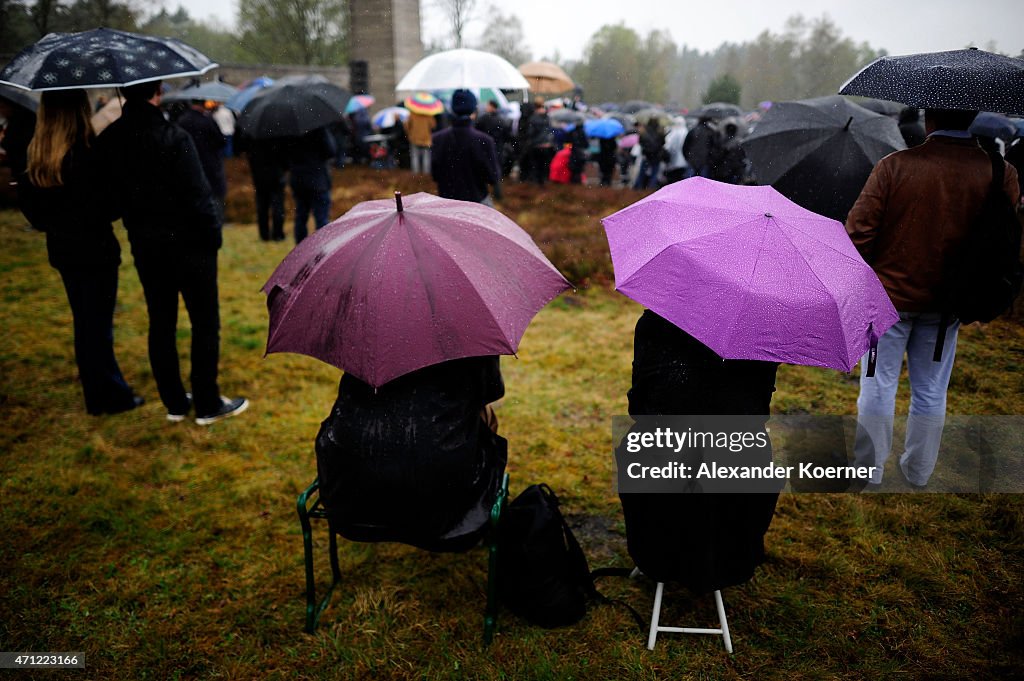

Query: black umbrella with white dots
left=839, top=48, right=1024, bottom=116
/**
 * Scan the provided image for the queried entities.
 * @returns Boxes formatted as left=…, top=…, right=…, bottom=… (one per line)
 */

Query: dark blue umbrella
left=226, top=77, right=275, bottom=113
left=969, top=112, right=1017, bottom=141
left=0, top=28, right=216, bottom=91
left=584, top=118, right=625, bottom=139
left=839, top=48, right=1024, bottom=116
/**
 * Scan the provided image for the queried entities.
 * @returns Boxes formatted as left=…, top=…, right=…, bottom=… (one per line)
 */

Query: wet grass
left=1, top=163, right=1022, bottom=679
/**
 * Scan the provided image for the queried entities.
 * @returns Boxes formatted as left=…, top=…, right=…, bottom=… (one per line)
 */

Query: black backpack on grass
left=934, top=150, right=1024, bottom=360
left=496, top=484, right=593, bottom=628
left=496, top=484, right=645, bottom=630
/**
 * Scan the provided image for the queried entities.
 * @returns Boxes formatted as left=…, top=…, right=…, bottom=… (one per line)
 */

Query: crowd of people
left=1, top=74, right=1022, bottom=615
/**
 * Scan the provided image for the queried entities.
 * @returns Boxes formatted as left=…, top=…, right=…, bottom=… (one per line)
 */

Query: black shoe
left=167, top=393, right=193, bottom=422
left=95, top=395, right=145, bottom=416
left=195, top=396, right=249, bottom=426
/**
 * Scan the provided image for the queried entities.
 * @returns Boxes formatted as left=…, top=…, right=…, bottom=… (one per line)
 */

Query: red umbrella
left=262, top=192, right=571, bottom=388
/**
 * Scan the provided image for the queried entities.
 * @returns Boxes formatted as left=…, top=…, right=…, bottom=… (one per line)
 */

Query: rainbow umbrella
left=404, top=91, right=443, bottom=115
left=345, top=94, right=375, bottom=113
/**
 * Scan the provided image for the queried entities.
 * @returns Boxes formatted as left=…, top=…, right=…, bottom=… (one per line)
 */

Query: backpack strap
left=933, top=311, right=951, bottom=362
left=544, top=486, right=646, bottom=631
left=589, top=567, right=647, bottom=630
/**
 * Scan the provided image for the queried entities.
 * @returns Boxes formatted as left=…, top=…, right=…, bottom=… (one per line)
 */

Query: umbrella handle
left=865, top=323, right=878, bottom=378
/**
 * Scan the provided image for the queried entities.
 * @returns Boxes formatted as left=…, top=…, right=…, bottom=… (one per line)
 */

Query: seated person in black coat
left=315, top=356, right=507, bottom=553
left=619, top=310, right=779, bottom=593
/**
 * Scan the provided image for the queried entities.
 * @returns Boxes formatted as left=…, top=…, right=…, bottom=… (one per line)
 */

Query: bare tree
left=238, top=0, right=347, bottom=65
left=476, top=6, right=529, bottom=65
left=436, top=0, right=476, bottom=48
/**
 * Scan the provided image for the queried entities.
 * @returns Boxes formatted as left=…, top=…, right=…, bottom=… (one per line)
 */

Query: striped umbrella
left=404, top=91, right=443, bottom=115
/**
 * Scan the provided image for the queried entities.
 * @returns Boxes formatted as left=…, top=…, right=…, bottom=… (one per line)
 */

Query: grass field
left=1, top=163, right=1022, bottom=679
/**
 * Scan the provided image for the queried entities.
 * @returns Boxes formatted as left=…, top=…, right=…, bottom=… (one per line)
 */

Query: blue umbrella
left=226, top=77, right=275, bottom=113
left=969, top=112, right=1017, bottom=141
left=584, top=118, right=625, bottom=139
left=163, top=80, right=238, bottom=103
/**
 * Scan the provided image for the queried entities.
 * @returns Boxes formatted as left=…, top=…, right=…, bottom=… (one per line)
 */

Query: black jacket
left=288, top=127, right=336, bottom=193
left=315, top=356, right=508, bottom=552
left=431, top=117, right=500, bottom=202
left=176, top=107, right=227, bottom=198
left=17, top=141, right=120, bottom=270
left=96, top=100, right=220, bottom=253
left=475, top=110, right=510, bottom=149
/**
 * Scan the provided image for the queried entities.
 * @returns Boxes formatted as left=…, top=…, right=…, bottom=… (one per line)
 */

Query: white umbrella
left=395, top=48, right=529, bottom=92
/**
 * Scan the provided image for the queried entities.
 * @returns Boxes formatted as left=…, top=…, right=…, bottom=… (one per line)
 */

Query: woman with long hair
left=18, top=89, right=141, bottom=415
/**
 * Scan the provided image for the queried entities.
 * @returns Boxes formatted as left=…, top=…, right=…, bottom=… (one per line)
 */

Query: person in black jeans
left=96, top=79, right=248, bottom=425
left=239, top=133, right=287, bottom=241
left=289, top=127, right=336, bottom=243
left=17, top=89, right=141, bottom=415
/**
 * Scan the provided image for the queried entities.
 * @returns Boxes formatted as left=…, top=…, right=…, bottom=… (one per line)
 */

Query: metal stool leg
left=647, top=581, right=665, bottom=650
left=297, top=477, right=341, bottom=634
left=483, top=473, right=510, bottom=645
left=646, top=581, right=734, bottom=654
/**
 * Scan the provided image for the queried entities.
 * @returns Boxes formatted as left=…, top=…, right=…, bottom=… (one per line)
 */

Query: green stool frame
left=297, top=473, right=510, bottom=643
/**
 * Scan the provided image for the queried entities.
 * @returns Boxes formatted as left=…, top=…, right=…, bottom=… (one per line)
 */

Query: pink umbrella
left=601, top=178, right=898, bottom=372
left=263, top=192, right=571, bottom=387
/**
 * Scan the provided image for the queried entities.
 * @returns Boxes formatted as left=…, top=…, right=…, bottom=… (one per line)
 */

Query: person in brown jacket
left=406, top=110, right=436, bottom=174
left=846, top=108, right=1020, bottom=489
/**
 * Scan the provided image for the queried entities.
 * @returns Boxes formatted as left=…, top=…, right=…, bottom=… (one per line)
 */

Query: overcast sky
left=172, top=0, right=1024, bottom=60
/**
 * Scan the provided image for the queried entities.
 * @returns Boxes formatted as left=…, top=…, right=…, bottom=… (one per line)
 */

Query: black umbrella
left=741, top=95, right=906, bottom=222
left=839, top=48, right=1024, bottom=116
left=621, top=100, right=654, bottom=114
left=237, top=82, right=350, bottom=139
left=853, top=98, right=905, bottom=117
left=549, top=108, right=585, bottom=124
left=0, top=28, right=217, bottom=91
left=694, top=102, right=744, bottom=119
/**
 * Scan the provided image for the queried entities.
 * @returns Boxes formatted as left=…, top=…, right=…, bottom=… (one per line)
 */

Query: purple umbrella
left=263, top=192, right=571, bottom=388
left=601, top=178, right=898, bottom=372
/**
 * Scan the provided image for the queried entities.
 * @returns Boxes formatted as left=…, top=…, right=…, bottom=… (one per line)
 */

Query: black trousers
left=133, top=247, right=221, bottom=415
left=255, top=181, right=285, bottom=241
left=58, top=264, right=135, bottom=414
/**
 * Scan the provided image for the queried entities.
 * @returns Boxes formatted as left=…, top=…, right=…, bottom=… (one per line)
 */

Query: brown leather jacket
left=846, top=135, right=1020, bottom=312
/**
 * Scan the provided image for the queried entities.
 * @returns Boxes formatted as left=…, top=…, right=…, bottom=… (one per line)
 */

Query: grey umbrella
left=0, top=83, right=38, bottom=112
left=839, top=48, right=1024, bottom=116
left=163, top=80, right=238, bottom=103
left=694, top=102, right=744, bottom=119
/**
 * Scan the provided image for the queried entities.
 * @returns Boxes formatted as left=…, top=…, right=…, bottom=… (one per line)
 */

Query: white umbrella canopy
left=396, top=48, right=529, bottom=92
